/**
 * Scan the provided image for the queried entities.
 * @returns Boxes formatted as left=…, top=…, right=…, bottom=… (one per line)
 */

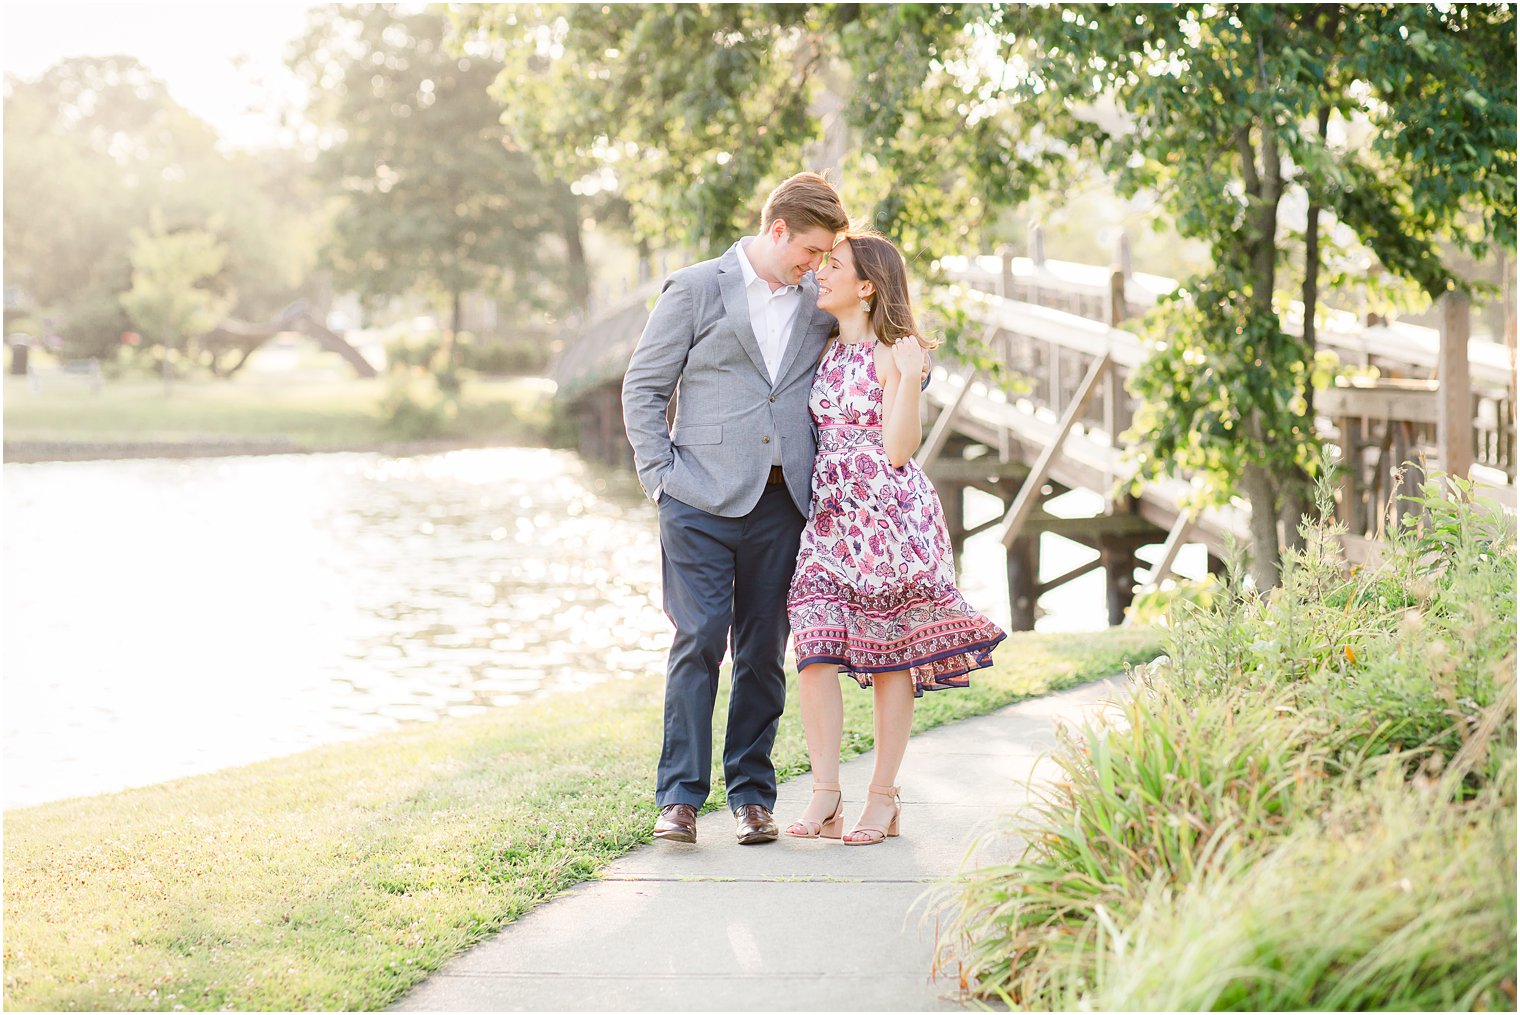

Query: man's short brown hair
left=760, top=172, right=849, bottom=236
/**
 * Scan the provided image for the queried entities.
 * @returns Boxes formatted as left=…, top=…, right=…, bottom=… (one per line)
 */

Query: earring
left=859, top=297, right=872, bottom=314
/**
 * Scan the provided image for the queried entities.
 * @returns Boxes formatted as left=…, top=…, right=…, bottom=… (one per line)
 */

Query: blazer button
left=761, top=436, right=771, bottom=444
left=768, top=395, right=776, bottom=402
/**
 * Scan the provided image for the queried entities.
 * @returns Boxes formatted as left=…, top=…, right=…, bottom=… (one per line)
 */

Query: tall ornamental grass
left=937, top=477, right=1517, bottom=1011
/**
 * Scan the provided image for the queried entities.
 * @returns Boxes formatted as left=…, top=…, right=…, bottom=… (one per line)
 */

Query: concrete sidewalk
left=394, top=676, right=1127, bottom=1013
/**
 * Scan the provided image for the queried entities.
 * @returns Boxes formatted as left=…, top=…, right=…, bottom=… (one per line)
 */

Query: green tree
left=118, top=213, right=234, bottom=391
left=471, top=2, right=1516, bottom=588
left=454, top=4, right=1041, bottom=256
left=3, top=56, right=320, bottom=361
left=457, top=3, right=823, bottom=252
left=973, top=3, right=1515, bottom=587
left=288, top=3, right=588, bottom=362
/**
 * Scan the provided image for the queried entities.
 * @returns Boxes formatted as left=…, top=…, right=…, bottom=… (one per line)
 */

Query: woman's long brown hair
left=843, top=231, right=940, bottom=350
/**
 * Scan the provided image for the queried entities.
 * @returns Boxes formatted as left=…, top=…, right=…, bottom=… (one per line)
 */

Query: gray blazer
left=621, top=240, right=836, bottom=518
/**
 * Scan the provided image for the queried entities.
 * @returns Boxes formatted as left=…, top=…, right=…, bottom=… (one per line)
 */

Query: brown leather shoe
left=733, top=803, right=778, bottom=845
left=653, top=803, right=697, bottom=843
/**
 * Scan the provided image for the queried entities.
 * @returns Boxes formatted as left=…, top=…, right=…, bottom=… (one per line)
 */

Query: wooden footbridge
left=552, top=237, right=1516, bottom=629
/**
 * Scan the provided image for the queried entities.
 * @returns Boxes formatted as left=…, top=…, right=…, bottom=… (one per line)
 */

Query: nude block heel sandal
left=843, top=783, right=901, bottom=845
left=783, top=782, right=844, bottom=839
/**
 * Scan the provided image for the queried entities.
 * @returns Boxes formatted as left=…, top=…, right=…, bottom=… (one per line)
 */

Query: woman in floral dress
left=784, top=232, right=1006, bottom=846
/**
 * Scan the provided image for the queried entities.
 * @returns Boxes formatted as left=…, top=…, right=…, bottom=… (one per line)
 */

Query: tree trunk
left=556, top=184, right=591, bottom=313
left=1235, top=14, right=1291, bottom=582
left=219, top=344, right=261, bottom=379
left=438, top=288, right=461, bottom=392
left=1281, top=101, right=1333, bottom=558
left=161, top=333, right=176, bottom=396
left=1241, top=461, right=1281, bottom=593
left=1234, top=115, right=1286, bottom=583
left=1255, top=132, right=1282, bottom=314
left=1279, top=491, right=1310, bottom=555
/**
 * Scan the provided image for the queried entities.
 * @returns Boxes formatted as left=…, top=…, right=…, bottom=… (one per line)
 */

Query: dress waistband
left=817, top=424, right=885, bottom=454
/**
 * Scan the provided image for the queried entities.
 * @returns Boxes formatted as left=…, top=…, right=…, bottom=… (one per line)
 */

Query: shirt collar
left=737, top=237, right=797, bottom=294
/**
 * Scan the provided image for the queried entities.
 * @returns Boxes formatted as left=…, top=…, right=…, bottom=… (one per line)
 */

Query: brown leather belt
left=767, top=465, right=786, bottom=485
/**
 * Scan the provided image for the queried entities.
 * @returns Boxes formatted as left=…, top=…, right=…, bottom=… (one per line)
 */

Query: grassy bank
left=2, top=374, right=554, bottom=455
left=937, top=479, right=1518, bottom=1010
left=3, top=626, right=1160, bottom=1011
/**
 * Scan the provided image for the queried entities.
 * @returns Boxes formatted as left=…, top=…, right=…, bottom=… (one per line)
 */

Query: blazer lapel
left=772, top=272, right=819, bottom=387
left=717, top=243, right=771, bottom=381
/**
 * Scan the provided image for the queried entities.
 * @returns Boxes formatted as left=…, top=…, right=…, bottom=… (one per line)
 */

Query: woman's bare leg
left=791, top=662, right=843, bottom=826
left=848, top=669, right=914, bottom=838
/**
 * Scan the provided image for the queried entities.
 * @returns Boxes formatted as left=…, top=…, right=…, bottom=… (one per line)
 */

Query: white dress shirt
left=736, top=238, right=803, bottom=386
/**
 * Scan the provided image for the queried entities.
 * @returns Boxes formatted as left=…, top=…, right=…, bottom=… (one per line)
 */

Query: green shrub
left=384, top=330, right=462, bottom=394
left=1125, top=574, right=1223, bottom=628
left=458, top=338, right=550, bottom=375
left=936, top=477, right=1517, bottom=1010
left=378, top=365, right=457, bottom=440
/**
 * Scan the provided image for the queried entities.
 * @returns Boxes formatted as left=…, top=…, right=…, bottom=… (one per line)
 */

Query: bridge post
left=578, top=397, right=602, bottom=464
left=1100, top=535, right=1140, bottom=627
left=1438, top=291, right=1472, bottom=481
left=1006, top=535, right=1040, bottom=631
left=595, top=385, right=614, bottom=464
left=943, top=483, right=967, bottom=568
left=1103, top=268, right=1128, bottom=512
left=998, top=245, right=1015, bottom=299
left=1338, top=415, right=1366, bottom=536
left=1027, top=225, right=1045, bottom=308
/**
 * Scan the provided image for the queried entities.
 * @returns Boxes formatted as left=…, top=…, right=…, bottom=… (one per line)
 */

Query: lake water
left=3, top=447, right=1192, bottom=809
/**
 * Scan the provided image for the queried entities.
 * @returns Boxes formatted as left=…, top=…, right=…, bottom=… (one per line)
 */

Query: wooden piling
left=1006, top=535, right=1040, bottom=631
left=1338, top=415, right=1365, bottom=536
left=1439, top=291, right=1473, bottom=480
left=1100, top=535, right=1140, bottom=627
left=942, top=482, right=968, bottom=567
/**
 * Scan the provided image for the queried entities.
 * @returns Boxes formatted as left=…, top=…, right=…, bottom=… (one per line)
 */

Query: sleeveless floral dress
left=786, top=337, right=1006, bottom=695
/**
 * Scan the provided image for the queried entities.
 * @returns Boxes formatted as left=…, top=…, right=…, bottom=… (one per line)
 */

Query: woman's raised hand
left=889, top=335, right=927, bottom=379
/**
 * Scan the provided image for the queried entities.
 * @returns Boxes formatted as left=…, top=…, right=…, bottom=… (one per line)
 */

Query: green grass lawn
left=2, top=626, right=1161, bottom=1012
left=2, top=373, right=554, bottom=451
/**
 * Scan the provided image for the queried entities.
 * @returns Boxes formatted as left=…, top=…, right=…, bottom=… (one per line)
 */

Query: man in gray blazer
left=622, top=173, right=849, bottom=845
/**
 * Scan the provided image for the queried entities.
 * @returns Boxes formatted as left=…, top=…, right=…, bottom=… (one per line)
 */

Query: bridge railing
left=940, top=247, right=1513, bottom=391
left=937, top=246, right=1516, bottom=523
left=939, top=282, right=1142, bottom=450
left=552, top=236, right=1516, bottom=532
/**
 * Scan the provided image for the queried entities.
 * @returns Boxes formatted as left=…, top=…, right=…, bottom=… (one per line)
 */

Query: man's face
left=768, top=221, right=839, bottom=285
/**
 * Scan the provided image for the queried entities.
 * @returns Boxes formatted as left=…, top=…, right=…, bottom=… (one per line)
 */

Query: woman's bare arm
left=878, top=338, right=927, bottom=468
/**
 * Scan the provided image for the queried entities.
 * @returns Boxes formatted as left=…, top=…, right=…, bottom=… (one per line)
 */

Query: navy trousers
left=655, top=485, right=805, bottom=810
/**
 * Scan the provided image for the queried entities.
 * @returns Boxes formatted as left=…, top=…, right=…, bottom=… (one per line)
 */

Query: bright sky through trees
left=1, top=2, right=312, bottom=150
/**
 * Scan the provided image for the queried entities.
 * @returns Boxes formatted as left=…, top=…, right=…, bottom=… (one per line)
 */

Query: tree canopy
left=288, top=4, right=589, bottom=334
left=3, top=56, right=318, bottom=360
left=984, top=3, right=1515, bottom=583
left=468, top=1, right=1516, bottom=584
left=118, top=212, right=233, bottom=387
left=454, top=3, right=1028, bottom=258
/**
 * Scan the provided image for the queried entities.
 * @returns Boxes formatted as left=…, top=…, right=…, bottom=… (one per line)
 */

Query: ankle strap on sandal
left=867, top=783, right=900, bottom=797
left=811, top=781, right=842, bottom=792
